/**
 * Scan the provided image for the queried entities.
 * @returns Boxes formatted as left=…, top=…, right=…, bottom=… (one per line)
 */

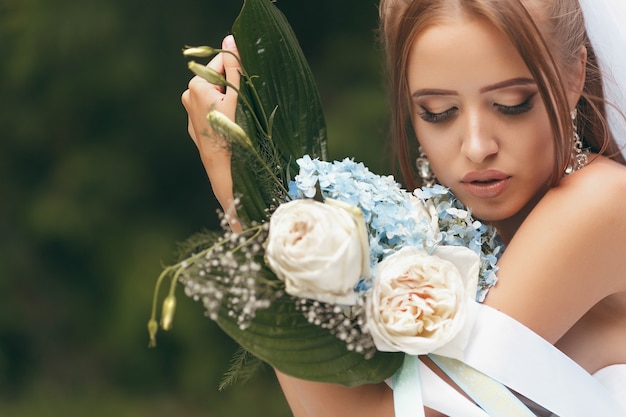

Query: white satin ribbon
left=461, top=303, right=626, bottom=416
left=390, top=302, right=626, bottom=416
left=388, top=362, right=491, bottom=417
left=392, top=355, right=425, bottom=417
left=391, top=301, right=535, bottom=416
left=429, top=355, right=535, bottom=416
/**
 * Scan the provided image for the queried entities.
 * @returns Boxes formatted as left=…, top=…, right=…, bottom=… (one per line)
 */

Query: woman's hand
left=181, top=35, right=242, bottom=230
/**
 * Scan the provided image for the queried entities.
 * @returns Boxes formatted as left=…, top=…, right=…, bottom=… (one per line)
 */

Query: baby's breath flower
left=296, top=299, right=377, bottom=359
left=179, top=221, right=275, bottom=330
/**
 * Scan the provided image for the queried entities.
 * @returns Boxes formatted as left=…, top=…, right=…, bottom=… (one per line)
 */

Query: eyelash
left=418, top=107, right=457, bottom=124
left=417, top=94, right=536, bottom=124
left=494, top=95, right=535, bottom=115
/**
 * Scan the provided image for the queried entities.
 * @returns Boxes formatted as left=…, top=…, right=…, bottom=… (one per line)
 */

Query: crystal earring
left=416, top=146, right=436, bottom=187
left=565, top=109, right=589, bottom=174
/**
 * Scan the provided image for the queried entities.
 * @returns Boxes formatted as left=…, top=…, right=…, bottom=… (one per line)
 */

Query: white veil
left=579, top=0, right=626, bottom=158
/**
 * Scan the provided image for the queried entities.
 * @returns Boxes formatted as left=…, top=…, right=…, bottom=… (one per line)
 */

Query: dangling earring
left=565, top=109, right=589, bottom=174
left=416, top=146, right=437, bottom=187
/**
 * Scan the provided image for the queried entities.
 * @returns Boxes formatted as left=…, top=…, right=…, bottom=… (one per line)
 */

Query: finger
left=207, top=48, right=224, bottom=70
left=221, top=35, right=242, bottom=116
left=181, top=90, right=197, bottom=145
left=205, top=52, right=226, bottom=94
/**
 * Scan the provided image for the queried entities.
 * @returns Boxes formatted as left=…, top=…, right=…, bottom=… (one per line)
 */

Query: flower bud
left=207, top=110, right=252, bottom=148
left=160, top=295, right=177, bottom=331
left=147, top=319, right=158, bottom=348
left=188, top=61, right=229, bottom=87
left=183, top=46, right=217, bottom=58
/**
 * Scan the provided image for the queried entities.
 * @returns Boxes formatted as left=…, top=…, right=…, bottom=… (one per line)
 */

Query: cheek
left=517, top=115, right=556, bottom=172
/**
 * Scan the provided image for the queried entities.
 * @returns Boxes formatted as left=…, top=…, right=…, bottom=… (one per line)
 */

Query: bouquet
left=148, top=0, right=503, bottom=388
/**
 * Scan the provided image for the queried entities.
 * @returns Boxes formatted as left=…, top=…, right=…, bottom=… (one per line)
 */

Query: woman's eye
left=494, top=93, right=536, bottom=116
left=418, top=107, right=457, bottom=124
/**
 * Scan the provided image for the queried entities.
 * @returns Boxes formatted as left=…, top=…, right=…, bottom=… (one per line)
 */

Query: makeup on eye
left=415, top=90, right=538, bottom=123
left=493, top=91, right=537, bottom=115
left=417, top=106, right=458, bottom=123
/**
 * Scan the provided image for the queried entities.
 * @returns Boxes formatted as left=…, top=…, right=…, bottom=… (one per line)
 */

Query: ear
left=567, top=45, right=588, bottom=109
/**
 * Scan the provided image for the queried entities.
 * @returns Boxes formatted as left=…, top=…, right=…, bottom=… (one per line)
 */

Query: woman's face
left=406, top=16, right=555, bottom=228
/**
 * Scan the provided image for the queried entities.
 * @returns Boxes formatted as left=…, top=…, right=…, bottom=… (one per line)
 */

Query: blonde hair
left=379, top=0, right=625, bottom=190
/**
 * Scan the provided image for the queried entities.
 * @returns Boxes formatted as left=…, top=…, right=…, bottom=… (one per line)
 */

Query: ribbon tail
left=429, top=354, right=536, bottom=417
left=392, top=355, right=425, bottom=417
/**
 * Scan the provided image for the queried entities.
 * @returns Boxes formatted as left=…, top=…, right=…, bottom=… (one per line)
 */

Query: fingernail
left=224, top=35, right=236, bottom=49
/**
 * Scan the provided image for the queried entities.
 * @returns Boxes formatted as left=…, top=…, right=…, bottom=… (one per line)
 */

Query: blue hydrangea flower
left=288, top=156, right=504, bottom=302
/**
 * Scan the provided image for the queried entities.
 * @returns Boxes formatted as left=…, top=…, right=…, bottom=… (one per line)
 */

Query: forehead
left=406, top=17, right=532, bottom=90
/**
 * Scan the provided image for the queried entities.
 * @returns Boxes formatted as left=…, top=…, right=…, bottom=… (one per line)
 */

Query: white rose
left=366, top=246, right=479, bottom=357
left=265, top=199, right=370, bottom=305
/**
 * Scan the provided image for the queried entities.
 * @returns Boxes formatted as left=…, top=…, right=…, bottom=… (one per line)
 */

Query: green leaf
left=216, top=291, right=403, bottom=387
left=233, top=0, right=327, bottom=163
left=230, top=0, right=328, bottom=223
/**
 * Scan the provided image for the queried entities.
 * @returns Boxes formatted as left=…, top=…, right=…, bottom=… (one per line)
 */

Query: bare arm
left=276, top=371, right=396, bottom=417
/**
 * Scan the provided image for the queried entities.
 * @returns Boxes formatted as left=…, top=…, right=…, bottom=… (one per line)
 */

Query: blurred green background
left=1, top=0, right=391, bottom=415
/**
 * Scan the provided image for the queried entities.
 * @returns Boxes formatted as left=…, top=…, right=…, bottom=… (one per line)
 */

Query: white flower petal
left=366, top=246, right=480, bottom=356
left=265, top=199, right=370, bottom=305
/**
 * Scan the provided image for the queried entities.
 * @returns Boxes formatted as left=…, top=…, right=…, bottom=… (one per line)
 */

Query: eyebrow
left=411, top=77, right=536, bottom=98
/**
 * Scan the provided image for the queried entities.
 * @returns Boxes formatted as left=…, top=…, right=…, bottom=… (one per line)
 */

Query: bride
left=182, top=0, right=626, bottom=415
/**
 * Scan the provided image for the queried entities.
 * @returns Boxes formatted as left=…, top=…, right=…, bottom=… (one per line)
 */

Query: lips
left=461, top=170, right=511, bottom=199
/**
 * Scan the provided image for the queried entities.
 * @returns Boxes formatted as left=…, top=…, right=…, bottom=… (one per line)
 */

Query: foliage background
left=1, top=0, right=391, bottom=415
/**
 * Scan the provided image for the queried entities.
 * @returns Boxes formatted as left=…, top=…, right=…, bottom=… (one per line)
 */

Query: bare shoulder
left=485, top=156, right=626, bottom=341
left=557, top=155, right=626, bottom=207
left=532, top=155, right=626, bottom=236
left=540, top=156, right=626, bottom=253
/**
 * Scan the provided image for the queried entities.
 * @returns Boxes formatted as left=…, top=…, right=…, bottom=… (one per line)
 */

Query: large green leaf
left=230, top=0, right=328, bottom=223
left=216, top=280, right=403, bottom=386
left=232, top=0, right=328, bottom=164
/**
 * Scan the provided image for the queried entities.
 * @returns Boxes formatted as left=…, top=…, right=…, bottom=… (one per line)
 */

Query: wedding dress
left=593, top=365, right=626, bottom=410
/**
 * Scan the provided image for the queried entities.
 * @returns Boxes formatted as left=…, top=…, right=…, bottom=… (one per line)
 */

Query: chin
left=465, top=204, right=520, bottom=224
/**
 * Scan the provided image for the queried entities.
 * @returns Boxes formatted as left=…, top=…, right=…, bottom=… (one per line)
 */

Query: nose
left=460, top=110, right=499, bottom=164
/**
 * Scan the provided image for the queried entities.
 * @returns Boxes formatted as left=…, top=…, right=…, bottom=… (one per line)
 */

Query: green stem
left=150, top=266, right=174, bottom=323
left=148, top=223, right=267, bottom=346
